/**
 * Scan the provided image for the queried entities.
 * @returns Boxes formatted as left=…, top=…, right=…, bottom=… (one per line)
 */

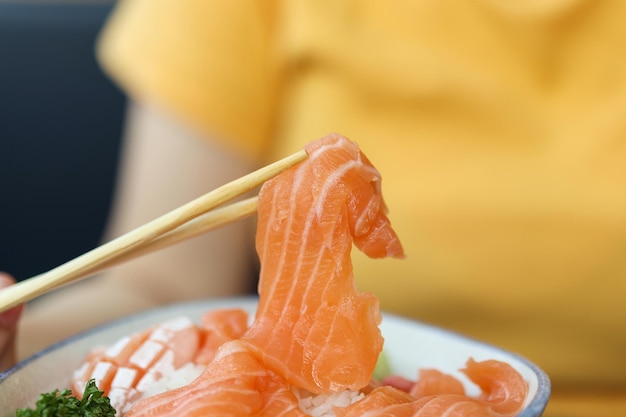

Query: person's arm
left=17, top=101, right=258, bottom=359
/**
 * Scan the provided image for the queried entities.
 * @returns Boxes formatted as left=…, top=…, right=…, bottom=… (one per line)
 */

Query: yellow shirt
left=98, top=1, right=626, bottom=415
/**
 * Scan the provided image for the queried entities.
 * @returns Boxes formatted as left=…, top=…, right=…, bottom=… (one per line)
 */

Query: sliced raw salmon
left=124, top=133, right=405, bottom=415
left=334, top=386, right=416, bottom=417
left=338, top=359, right=528, bottom=417
left=194, top=308, right=249, bottom=365
left=409, top=369, right=466, bottom=398
left=125, top=340, right=306, bottom=417
left=255, top=373, right=308, bottom=417
left=71, top=316, right=203, bottom=412
left=460, top=358, right=528, bottom=416
left=242, top=133, right=404, bottom=394
left=71, top=309, right=252, bottom=410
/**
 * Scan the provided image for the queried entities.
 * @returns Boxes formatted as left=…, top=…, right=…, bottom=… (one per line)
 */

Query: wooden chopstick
left=0, top=150, right=307, bottom=313
left=82, top=196, right=259, bottom=277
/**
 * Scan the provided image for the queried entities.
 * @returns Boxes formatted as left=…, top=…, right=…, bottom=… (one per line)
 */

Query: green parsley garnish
left=15, top=378, right=116, bottom=417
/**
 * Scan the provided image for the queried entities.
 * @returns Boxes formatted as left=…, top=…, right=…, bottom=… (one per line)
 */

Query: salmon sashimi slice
left=255, top=374, right=308, bottom=417
left=333, top=386, right=416, bottom=417
left=194, top=308, right=249, bottom=365
left=337, top=393, right=505, bottom=417
left=125, top=133, right=405, bottom=416
left=338, top=359, right=528, bottom=417
left=104, top=332, right=150, bottom=366
left=404, top=397, right=503, bottom=417
left=460, top=358, right=529, bottom=416
left=242, top=133, right=404, bottom=394
left=409, top=369, right=466, bottom=398
left=71, top=309, right=251, bottom=406
left=125, top=340, right=306, bottom=417
left=71, top=316, right=204, bottom=412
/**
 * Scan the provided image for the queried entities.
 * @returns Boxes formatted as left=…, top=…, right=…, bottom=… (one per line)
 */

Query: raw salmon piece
left=406, top=396, right=503, bottom=417
left=255, top=373, right=307, bottom=417
left=243, top=133, right=404, bottom=394
left=147, top=317, right=201, bottom=368
left=409, top=369, right=466, bottom=398
left=104, top=331, right=150, bottom=366
left=111, top=366, right=141, bottom=390
left=339, top=359, right=527, bottom=417
left=134, top=349, right=176, bottom=392
left=87, top=360, right=118, bottom=394
left=108, top=367, right=141, bottom=413
left=461, top=358, right=528, bottom=416
left=125, top=134, right=405, bottom=415
left=71, top=348, right=110, bottom=396
left=70, top=315, right=204, bottom=412
left=125, top=340, right=269, bottom=417
left=200, top=308, right=249, bottom=334
left=194, top=308, right=249, bottom=365
left=334, top=386, right=415, bottom=417
left=128, top=340, right=167, bottom=371
left=337, top=394, right=498, bottom=417
left=127, top=340, right=306, bottom=417
left=382, top=375, right=417, bottom=393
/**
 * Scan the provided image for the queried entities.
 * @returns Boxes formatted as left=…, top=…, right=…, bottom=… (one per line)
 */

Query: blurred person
left=1, top=1, right=626, bottom=416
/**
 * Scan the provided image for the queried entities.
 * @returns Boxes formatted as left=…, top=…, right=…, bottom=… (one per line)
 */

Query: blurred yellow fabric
left=97, top=1, right=626, bottom=415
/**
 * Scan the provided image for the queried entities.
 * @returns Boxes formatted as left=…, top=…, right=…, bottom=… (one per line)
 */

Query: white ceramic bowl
left=0, top=297, right=550, bottom=416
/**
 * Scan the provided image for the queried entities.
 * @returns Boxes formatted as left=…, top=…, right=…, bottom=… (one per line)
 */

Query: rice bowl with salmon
left=1, top=134, right=550, bottom=416
left=0, top=298, right=550, bottom=416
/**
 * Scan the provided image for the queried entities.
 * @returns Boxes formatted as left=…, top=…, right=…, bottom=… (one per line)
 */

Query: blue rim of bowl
left=0, top=297, right=550, bottom=416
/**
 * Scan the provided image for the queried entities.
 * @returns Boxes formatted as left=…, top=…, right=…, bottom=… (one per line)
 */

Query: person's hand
left=0, top=273, right=23, bottom=372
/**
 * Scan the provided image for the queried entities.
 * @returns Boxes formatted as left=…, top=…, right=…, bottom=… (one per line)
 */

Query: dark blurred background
left=0, top=1, right=127, bottom=281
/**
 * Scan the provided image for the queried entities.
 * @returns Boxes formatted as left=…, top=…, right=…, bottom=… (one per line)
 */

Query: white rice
left=293, top=387, right=365, bottom=417
left=138, top=362, right=206, bottom=400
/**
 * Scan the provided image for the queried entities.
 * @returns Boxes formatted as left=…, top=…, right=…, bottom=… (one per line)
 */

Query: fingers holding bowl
left=0, top=273, right=23, bottom=372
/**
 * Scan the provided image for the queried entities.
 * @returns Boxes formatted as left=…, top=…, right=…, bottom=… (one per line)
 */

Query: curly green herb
left=15, top=378, right=116, bottom=417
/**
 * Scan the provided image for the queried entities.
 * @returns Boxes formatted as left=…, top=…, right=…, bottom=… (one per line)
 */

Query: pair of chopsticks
left=0, top=149, right=308, bottom=313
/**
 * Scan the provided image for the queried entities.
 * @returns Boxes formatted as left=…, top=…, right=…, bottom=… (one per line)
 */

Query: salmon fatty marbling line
left=71, top=134, right=528, bottom=417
